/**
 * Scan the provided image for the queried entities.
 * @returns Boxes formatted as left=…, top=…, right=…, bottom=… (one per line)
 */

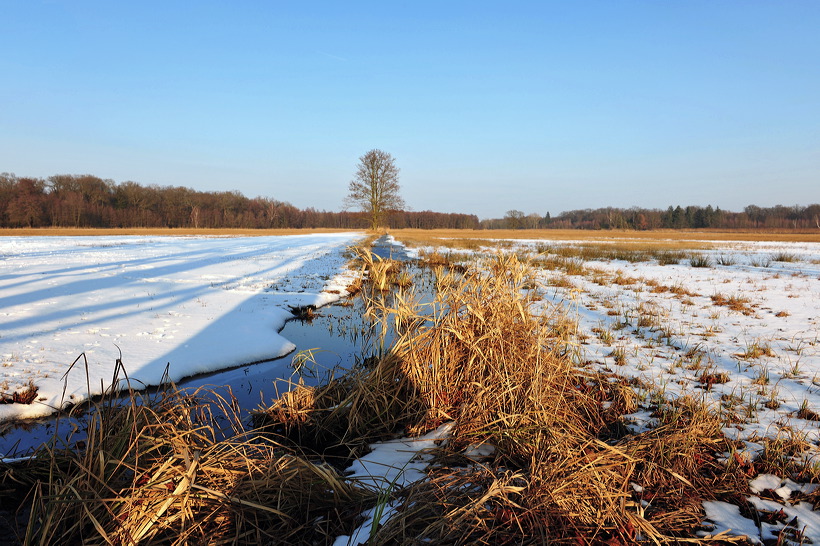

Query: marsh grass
left=688, top=254, right=713, bottom=268
left=351, top=246, right=404, bottom=291
left=257, top=252, right=747, bottom=543
left=0, top=364, right=374, bottom=545
left=739, top=341, right=775, bottom=360
left=389, top=228, right=820, bottom=246
left=697, top=369, right=731, bottom=389
left=711, top=293, right=754, bottom=315
left=715, top=255, right=737, bottom=266
left=1, top=245, right=778, bottom=544
left=771, top=251, right=798, bottom=263
left=749, top=255, right=773, bottom=268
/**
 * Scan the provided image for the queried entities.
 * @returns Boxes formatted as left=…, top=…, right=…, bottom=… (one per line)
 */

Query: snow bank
left=0, top=233, right=363, bottom=421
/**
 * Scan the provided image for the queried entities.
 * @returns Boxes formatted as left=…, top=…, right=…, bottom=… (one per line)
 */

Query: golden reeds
left=260, top=250, right=741, bottom=543
left=3, top=376, right=374, bottom=545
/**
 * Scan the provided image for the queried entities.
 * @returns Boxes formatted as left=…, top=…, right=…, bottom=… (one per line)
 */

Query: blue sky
left=1, top=1, right=818, bottom=219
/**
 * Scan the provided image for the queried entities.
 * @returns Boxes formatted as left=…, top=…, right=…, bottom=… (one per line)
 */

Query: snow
left=750, top=474, right=819, bottom=500
left=701, top=501, right=763, bottom=543
left=702, top=492, right=820, bottom=544
left=333, top=422, right=454, bottom=546
left=0, top=233, right=363, bottom=422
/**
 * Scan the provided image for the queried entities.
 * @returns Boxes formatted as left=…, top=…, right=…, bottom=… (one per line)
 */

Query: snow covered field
left=3, top=233, right=820, bottom=541
left=0, top=233, right=363, bottom=421
left=521, top=240, right=820, bottom=446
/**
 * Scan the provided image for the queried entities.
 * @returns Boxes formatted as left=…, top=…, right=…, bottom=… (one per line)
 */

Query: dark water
left=0, top=236, right=421, bottom=457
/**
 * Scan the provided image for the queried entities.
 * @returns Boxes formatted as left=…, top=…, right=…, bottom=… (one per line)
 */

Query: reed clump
left=1, top=377, right=374, bottom=545
left=351, top=246, right=405, bottom=292
left=260, top=252, right=739, bottom=544
left=387, top=254, right=602, bottom=448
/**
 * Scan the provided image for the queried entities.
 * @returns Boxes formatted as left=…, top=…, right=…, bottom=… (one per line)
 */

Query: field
left=1, top=229, right=820, bottom=544
left=0, top=233, right=363, bottom=421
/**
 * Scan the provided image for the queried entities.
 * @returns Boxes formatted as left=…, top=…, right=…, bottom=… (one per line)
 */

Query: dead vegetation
left=0, top=369, right=375, bottom=545
left=710, top=293, right=755, bottom=315
left=0, top=245, right=807, bottom=544
left=255, top=252, right=748, bottom=544
left=0, top=381, right=38, bottom=405
left=388, top=228, right=820, bottom=246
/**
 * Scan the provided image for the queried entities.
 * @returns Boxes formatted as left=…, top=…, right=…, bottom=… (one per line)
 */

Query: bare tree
left=345, top=149, right=404, bottom=230
left=504, top=209, right=525, bottom=229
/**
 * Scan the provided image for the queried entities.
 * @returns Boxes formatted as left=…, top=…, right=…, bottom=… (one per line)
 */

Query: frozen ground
left=523, top=241, right=820, bottom=447
left=0, top=233, right=363, bottom=422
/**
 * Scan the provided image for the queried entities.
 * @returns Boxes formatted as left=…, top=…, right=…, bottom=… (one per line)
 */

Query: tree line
left=485, top=204, right=820, bottom=231
left=0, top=173, right=479, bottom=230
left=2, top=172, right=816, bottom=232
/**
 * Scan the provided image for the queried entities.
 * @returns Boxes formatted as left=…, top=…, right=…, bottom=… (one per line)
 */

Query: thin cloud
left=316, top=50, right=348, bottom=62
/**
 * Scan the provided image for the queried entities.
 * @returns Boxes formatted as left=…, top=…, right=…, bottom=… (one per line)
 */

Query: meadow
left=1, top=229, right=819, bottom=544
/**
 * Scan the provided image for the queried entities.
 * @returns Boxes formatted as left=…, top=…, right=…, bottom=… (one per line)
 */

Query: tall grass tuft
left=2, top=368, right=374, bottom=545
left=688, top=253, right=713, bottom=268
left=351, top=246, right=403, bottom=292
left=261, top=251, right=739, bottom=543
left=771, top=251, right=798, bottom=263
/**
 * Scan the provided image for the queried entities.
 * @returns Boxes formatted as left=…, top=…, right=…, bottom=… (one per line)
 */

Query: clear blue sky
left=1, top=1, right=818, bottom=219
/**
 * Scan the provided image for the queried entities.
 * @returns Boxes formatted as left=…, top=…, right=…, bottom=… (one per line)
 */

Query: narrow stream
left=0, top=236, right=421, bottom=457
left=176, top=235, right=415, bottom=419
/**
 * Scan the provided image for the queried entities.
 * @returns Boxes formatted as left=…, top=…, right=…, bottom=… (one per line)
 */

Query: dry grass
left=0, top=365, right=375, bottom=545
left=537, top=243, right=691, bottom=264
left=0, top=381, right=38, bottom=404
left=256, top=252, right=745, bottom=543
left=739, top=342, right=775, bottom=360
left=350, top=246, right=405, bottom=292
left=698, top=369, right=732, bottom=389
left=710, top=293, right=754, bottom=315
left=5, top=226, right=819, bottom=243
left=390, top=228, right=820, bottom=246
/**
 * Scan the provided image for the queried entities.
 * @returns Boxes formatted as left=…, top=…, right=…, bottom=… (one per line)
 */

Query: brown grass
left=0, top=370, right=376, bottom=545
left=390, top=228, right=820, bottom=245
left=5, top=226, right=819, bottom=243
left=698, top=370, right=732, bottom=389
left=256, top=252, right=744, bottom=543
left=711, top=293, right=754, bottom=315
left=0, top=381, right=38, bottom=404
left=350, top=246, right=404, bottom=292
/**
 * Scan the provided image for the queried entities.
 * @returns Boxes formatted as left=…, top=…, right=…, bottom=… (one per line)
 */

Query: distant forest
left=483, top=205, right=820, bottom=231
left=0, top=174, right=479, bottom=230
left=1, top=173, right=817, bottom=231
